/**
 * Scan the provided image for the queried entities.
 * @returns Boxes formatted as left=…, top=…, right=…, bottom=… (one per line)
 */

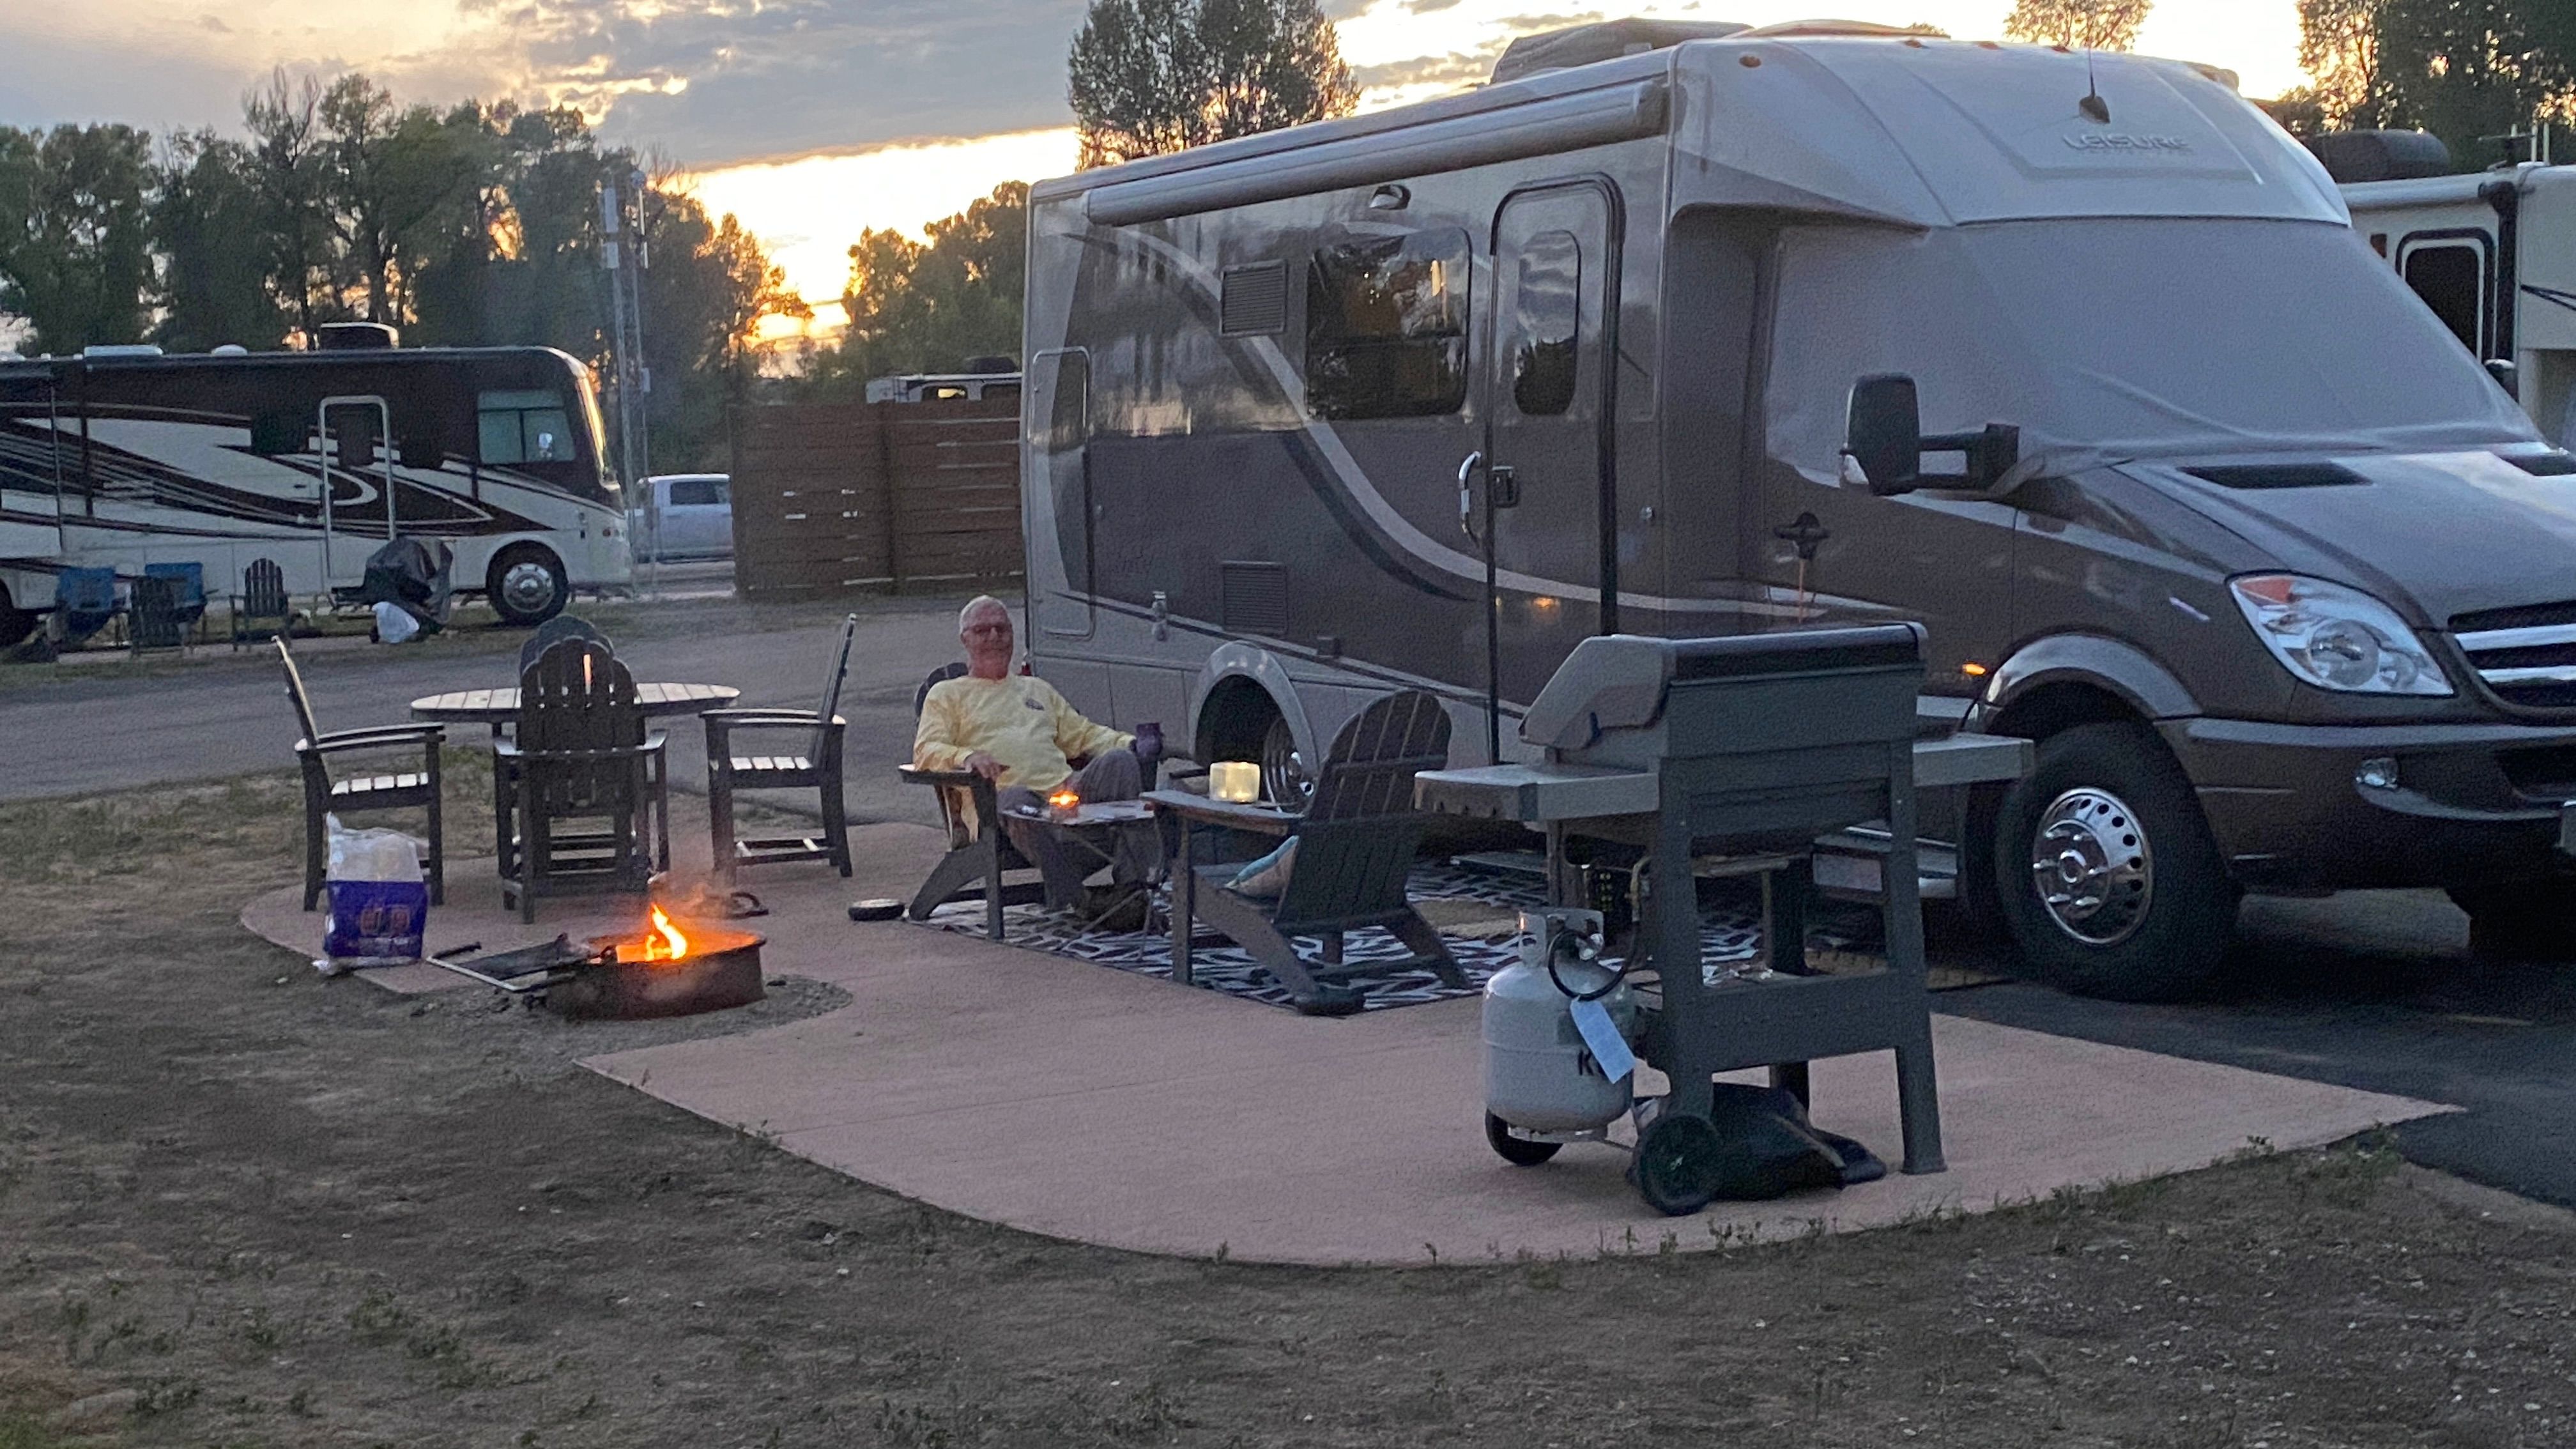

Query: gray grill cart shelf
left=1417, top=627, right=2032, bottom=1204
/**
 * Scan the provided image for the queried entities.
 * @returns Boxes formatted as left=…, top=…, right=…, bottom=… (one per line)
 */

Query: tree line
left=0, top=73, right=797, bottom=469
left=2272, top=0, right=2573, bottom=164
left=788, top=0, right=1353, bottom=394
left=2005, top=0, right=2572, bottom=165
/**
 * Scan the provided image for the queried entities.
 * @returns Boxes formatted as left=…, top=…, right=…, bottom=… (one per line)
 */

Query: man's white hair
left=958, top=595, right=1010, bottom=634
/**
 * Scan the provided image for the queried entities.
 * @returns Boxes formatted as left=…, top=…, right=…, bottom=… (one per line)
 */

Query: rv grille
left=1220, top=263, right=1288, bottom=336
left=2452, top=601, right=2576, bottom=711
left=1221, top=561, right=1289, bottom=636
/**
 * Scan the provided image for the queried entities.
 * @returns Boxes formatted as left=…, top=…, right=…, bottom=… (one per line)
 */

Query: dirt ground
left=5, top=770, right=2576, bottom=1448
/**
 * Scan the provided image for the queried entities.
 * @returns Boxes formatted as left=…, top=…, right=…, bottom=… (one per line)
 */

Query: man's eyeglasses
left=963, top=623, right=1011, bottom=638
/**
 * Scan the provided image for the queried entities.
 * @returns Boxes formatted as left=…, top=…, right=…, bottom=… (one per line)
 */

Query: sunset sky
left=6, top=0, right=2306, bottom=330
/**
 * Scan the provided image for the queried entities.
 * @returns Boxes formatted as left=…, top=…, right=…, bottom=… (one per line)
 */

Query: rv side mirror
left=1844, top=374, right=1921, bottom=497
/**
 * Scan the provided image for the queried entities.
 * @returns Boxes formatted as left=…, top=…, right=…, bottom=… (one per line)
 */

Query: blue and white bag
left=322, top=816, right=428, bottom=971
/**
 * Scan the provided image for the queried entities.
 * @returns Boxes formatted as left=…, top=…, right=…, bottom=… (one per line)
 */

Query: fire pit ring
left=425, top=914, right=768, bottom=1020
left=551, top=922, right=767, bottom=1020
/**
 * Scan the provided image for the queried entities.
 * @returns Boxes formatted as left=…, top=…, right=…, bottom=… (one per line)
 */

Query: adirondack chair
left=231, top=558, right=292, bottom=651
left=517, top=615, right=611, bottom=676
left=491, top=622, right=666, bottom=881
left=277, top=636, right=445, bottom=911
left=896, top=663, right=1053, bottom=938
left=1169, top=689, right=1464, bottom=1015
left=704, top=613, right=857, bottom=880
left=495, top=639, right=667, bottom=921
left=128, top=575, right=189, bottom=656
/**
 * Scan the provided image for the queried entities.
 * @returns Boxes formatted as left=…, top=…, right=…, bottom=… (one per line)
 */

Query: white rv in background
left=2342, top=160, right=2576, bottom=446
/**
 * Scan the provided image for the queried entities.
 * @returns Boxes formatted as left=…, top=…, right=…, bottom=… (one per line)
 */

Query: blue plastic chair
left=142, top=562, right=207, bottom=624
left=53, top=568, right=118, bottom=645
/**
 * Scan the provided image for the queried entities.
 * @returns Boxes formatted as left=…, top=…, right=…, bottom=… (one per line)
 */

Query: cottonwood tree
left=0, top=124, right=156, bottom=353
left=2280, top=0, right=2572, bottom=165
left=2002, top=0, right=2153, bottom=51
left=153, top=130, right=289, bottom=350
left=1068, top=0, right=1356, bottom=168
left=799, top=182, right=1029, bottom=390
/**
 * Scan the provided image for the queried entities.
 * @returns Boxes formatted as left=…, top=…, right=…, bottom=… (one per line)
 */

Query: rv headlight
left=2228, top=574, right=2451, bottom=696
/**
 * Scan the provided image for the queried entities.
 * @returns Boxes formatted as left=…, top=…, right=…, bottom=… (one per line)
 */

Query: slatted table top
left=410, top=682, right=740, bottom=724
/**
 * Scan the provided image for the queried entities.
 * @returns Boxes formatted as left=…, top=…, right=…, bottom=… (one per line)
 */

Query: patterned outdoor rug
left=918, top=858, right=1797, bottom=1014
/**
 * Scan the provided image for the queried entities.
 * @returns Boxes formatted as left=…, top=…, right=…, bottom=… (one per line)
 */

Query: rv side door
left=319, top=396, right=395, bottom=585
left=1478, top=181, right=1620, bottom=744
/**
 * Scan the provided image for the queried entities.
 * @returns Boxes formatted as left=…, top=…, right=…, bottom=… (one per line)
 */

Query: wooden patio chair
left=1169, top=689, right=1465, bottom=1015
left=517, top=615, right=611, bottom=677
left=231, top=558, right=292, bottom=651
left=277, top=636, right=445, bottom=911
left=896, top=663, right=1054, bottom=938
left=705, top=613, right=857, bottom=880
left=495, top=639, right=668, bottom=921
left=128, top=574, right=189, bottom=656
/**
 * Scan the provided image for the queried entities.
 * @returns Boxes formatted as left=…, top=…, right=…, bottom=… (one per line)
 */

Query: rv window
left=1508, top=230, right=1583, bottom=417
left=1305, top=227, right=1471, bottom=419
left=2401, top=242, right=2485, bottom=355
left=476, top=388, right=578, bottom=464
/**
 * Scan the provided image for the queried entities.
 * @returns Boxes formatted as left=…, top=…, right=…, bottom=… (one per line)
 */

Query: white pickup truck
left=626, top=473, right=733, bottom=562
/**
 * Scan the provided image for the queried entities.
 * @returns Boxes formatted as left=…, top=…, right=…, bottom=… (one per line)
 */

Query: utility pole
left=599, top=169, right=652, bottom=500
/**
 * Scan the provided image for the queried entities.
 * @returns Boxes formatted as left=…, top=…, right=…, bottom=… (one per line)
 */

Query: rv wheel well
left=1197, top=676, right=1284, bottom=765
left=1988, top=681, right=2138, bottom=742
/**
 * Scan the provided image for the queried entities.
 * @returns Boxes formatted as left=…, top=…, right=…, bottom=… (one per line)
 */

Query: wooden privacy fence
left=728, top=396, right=1023, bottom=598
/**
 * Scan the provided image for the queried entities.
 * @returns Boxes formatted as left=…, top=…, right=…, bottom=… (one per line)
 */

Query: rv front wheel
left=1992, top=722, right=2238, bottom=1001
left=0, top=585, right=31, bottom=650
left=487, top=545, right=568, bottom=627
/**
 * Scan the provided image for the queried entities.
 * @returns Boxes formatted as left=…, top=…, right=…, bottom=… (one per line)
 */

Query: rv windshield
left=1765, top=217, right=2540, bottom=482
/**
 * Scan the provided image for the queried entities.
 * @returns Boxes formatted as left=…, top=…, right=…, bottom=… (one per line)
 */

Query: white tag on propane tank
left=1568, top=997, right=1635, bottom=1084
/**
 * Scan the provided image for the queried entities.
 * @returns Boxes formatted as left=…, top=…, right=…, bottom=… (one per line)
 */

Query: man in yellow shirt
left=913, top=596, right=1159, bottom=918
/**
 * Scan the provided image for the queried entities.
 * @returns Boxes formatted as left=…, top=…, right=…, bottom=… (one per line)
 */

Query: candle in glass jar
left=1210, top=761, right=1261, bottom=803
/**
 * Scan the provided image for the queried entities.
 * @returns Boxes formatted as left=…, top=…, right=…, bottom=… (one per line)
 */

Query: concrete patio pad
left=241, top=821, right=2451, bottom=1266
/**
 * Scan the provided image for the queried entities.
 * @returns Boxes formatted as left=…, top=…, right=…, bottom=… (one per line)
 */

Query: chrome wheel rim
left=2028, top=787, right=2152, bottom=947
left=498, top=560, right=559, bottom=616
left=1261, top=715, right=1312, bottom=809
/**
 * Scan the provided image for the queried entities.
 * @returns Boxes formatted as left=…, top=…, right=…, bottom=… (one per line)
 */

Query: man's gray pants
left=998, top=749, right=1156, bottom=909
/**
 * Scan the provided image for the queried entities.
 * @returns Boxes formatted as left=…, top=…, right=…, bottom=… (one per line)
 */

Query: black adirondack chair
left=231, top=558, right=292, bottom=651
left=897, top=663, right=1054, bottom=938
left=517, top=615, right=611, bottom=676
left=705, top=613, right=857, bottom=880
left=277, top=636, right=445, bottom=911
left=128, top=575, right=189, bottom=656
left=495, top=639, right=667, bottom=921
left=1170, top=689, right=1464, bottom=1015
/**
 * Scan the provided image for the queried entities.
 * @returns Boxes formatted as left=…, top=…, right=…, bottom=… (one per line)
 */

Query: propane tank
left=1483, top=908, right=1637, bottom=1133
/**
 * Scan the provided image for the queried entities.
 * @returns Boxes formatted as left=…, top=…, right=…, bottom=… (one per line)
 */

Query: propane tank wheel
left=1484, top=1111, right=1563, bottom=1166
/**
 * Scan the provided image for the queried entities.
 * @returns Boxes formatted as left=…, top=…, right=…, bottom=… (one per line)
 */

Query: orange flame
left=643, top=905, right=689, bottom=962
left=1048, top=788, right=1080, bottom=809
